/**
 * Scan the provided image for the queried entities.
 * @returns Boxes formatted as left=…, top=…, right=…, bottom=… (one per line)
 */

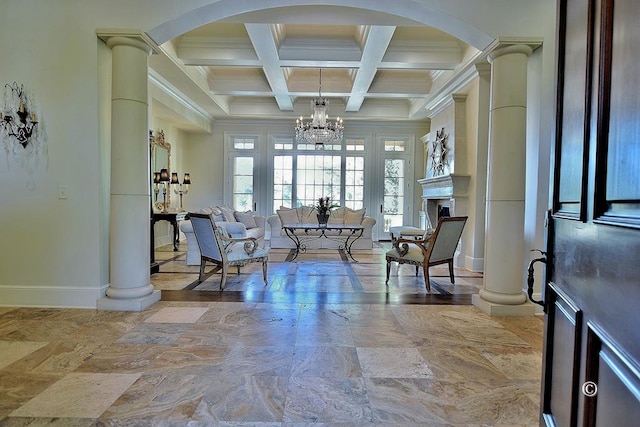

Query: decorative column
left=97, top=32, right=161, bottom=311
left=472, top=43, right=536, bottom=316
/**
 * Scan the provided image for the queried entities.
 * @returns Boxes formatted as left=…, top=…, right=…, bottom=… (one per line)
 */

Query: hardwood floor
left=152, top=242, right=483, bottom=305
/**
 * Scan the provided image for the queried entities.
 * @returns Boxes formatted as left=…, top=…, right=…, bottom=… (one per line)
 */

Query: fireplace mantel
left=418, top=174, right=470, bottom=199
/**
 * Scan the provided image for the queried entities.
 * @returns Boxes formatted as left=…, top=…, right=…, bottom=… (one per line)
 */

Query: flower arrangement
left=313, top=196, right=339, bottom=215
left=311, top=196, right=339, bottom=225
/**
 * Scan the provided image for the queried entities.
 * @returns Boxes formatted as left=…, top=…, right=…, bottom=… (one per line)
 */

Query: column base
left=97, top=290, right=161, bottom=312
left=472, top=294, right=536, bottom=316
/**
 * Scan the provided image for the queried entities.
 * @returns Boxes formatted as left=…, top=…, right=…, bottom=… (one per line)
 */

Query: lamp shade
left=159, top=168, right=170, bottom=182
left=170, top=172, right=179, bottom=185
left=183, top=173, right=191, bottom=185
left=153, top=172, right=160, bottom=184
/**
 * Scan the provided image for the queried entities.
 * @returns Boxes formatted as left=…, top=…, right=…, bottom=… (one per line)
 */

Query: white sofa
left=180, top=205, right=265, bottom=265
left=267, top=206, right=376, bottom=249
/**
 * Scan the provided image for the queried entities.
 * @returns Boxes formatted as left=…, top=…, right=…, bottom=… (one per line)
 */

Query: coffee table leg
left=284, top=227, right=303, bottom=260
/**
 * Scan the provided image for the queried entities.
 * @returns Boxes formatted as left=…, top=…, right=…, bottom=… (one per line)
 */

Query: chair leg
left=448, top=260, right=455, bottom=284
left=220, top=264, right=229, bottom=290
left=237, top=265, right=241, bottom=275
left=423, top=264, right=431, bottom=292
left=198, top=259, right=206, bottom=283
left=262, top=260, right=268, bottom=285
left=385, top=260, right=391, bottom=285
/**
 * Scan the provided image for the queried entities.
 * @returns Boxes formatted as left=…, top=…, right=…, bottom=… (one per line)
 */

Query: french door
left=376, top=138, right=415, bottom=239
left=541, top=0, right=640, bottom=425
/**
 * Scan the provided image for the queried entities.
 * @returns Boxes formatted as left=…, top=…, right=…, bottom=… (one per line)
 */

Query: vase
left=317, top=213, right=330, bottom=226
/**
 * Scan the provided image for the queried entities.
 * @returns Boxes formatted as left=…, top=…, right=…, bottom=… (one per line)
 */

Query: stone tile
left=284, top=377, right=373, bottom=423
left=9, top=373, right=140, bottom=418
left=356, top=347, right=433, bottom=379
left=144, top=307, right=209, bottom=323
left=0, top=341, right=49, bottom=370
left=193, top=375, right=288, bottom=423
left=291, top=346, right=361, bottom=378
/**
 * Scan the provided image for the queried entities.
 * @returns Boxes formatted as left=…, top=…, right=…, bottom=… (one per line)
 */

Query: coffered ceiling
left=148, top=11, right=480, bottom=131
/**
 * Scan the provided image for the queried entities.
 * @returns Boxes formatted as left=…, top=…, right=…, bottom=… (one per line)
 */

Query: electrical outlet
left=58, top=185, right=68, bottom=199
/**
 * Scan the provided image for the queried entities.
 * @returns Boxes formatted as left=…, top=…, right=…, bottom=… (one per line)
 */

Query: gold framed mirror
left=150, top=129, right=171, bottom=211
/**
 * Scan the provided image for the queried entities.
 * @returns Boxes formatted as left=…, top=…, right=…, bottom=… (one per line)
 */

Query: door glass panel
left=383, top=158, right=405, bottom=232
left=233, top=157, right=253, bottom=211
left=273, top=155, right=293, bottom=211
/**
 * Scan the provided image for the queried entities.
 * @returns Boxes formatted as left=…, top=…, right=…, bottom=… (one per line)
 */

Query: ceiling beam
left=345, top=26, right=396, bottom=112
left=245, top=23, right=294, bottom=111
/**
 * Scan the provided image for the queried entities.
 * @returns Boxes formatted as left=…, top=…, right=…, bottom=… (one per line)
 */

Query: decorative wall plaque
left=430, top=127, right=448, bottom=176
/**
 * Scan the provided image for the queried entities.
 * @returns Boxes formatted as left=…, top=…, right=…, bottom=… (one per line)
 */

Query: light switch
left=58, top=185, right=68, bottom=199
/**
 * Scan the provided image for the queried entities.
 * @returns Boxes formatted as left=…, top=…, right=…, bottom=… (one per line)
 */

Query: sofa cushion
left=234, top=210, right=258, bottom=229
left=277, top=207, right=300, bottom=225
left=344, top=207, right=366, bottom=224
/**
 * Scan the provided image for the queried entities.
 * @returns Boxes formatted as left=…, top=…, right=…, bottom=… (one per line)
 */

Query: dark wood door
left=541, top=0, right=640, bottom=425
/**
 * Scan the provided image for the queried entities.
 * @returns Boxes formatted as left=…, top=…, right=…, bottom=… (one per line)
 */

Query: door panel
left=543, top=0, right=640, bottom=425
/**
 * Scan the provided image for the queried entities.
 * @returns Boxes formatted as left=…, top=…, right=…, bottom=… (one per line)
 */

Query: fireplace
left=417, top=174, right=470, bottom=228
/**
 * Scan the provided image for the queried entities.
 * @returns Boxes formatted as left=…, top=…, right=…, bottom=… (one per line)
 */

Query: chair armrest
left=220, top=235, right=259, bottom=256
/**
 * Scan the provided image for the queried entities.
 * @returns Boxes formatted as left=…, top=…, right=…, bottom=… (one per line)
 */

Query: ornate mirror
left=150, top=129, right=171, bottom=211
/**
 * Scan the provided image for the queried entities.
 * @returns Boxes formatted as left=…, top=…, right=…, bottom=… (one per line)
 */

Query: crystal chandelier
left=295, top=69, right=344, bottom=149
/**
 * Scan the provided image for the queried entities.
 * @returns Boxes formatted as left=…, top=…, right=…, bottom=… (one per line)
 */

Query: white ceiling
left=148, top=8, right=479, bottom=132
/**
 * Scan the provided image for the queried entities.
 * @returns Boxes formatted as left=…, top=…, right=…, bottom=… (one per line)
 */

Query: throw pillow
left=199, top=206, right=225, bottom=223
left=218, top=205, right=236, bottom=222
left=277, top=207, right=300, bottom=226
left=328, top=207, right=345, bottom=224
left=344, top=207, right=366, bottom=224
left=234, top=210, right=258, bottom=229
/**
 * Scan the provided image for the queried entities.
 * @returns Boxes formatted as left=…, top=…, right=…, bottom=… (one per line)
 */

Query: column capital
left=485, top=37, right=543, bottom=62
left=97, top=29, right=159, bottom=55
left=475, top=62, right=492, bottom=78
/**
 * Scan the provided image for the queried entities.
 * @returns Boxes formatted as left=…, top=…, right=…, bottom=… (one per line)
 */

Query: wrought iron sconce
left=1, top=82, right=39, bottom=148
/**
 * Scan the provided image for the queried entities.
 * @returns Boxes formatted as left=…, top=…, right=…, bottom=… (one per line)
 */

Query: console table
left=151, top=212, right=187, bottom=251
left=282, top=223, right=365, bottom=262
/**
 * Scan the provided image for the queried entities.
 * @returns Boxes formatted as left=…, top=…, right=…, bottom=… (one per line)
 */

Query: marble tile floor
left=0, top=243, right=544, bottom=426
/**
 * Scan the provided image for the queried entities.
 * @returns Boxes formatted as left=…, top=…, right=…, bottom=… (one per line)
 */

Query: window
left=345, top=156, right=364, bottom=209
left=296, top=155, right=341, bottom=207
left=269, top=136, right=366, bottom=211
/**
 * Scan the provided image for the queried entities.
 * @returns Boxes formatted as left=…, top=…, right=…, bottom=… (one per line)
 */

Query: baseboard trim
left=0, top=285, right=108, bottom=309
left=465, top=256, right=484, bottom=272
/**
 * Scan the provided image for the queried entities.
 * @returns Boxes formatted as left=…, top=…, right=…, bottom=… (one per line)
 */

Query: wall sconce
left=159, top=168, right=170, bottom=213
left=1, top=82, right=39, bottom=149
left=152, top=172, right=161, bottom=202
left=172, top=172, right=191, bottom=212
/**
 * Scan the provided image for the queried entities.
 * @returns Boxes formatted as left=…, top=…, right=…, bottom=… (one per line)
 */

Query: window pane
left=384, top=140, right=405, bottom=152
left=233, top=137, right=255, bottom=150
left=233, top=156, right=253, bottom=211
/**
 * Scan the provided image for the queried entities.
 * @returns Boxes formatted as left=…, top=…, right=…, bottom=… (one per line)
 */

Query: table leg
left=284, top=227, right=303, bottom=260
left=171, top=219, right=179, bottom=251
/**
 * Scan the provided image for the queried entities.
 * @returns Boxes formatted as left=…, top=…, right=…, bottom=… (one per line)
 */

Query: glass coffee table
left=282, top=223, right=365, bottom=262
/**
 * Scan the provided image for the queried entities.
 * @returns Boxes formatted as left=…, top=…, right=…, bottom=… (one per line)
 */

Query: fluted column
left=472, top=44, right=536, bottom=316
left=97, top=34, right=160, bottom=311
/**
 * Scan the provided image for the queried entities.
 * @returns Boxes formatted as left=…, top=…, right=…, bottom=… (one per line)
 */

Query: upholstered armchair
left=385, top=216, right=467, bottom=291
left=189, top=213, right=268, bottom=290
